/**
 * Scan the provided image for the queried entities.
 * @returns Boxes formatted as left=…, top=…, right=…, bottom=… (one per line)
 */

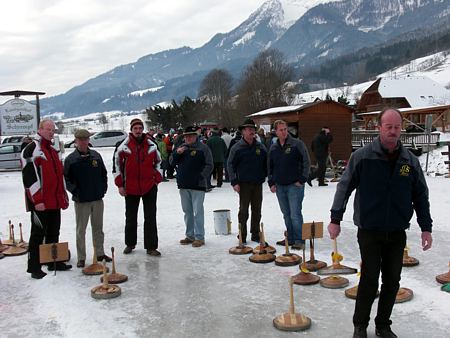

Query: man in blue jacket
left=64, top=129, right=110, bottom=268
left=228, top=119, right=267, bottom=243
left=170, top=126, right=213, bottom=247
left=328, top=108, right=433, bottom=338
left=268, top=120, right=310, bottom=250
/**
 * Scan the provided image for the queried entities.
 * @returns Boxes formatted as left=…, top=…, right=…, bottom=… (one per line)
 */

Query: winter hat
left=239, top=118, right=257, bottom=131
left=74, top=129, right=91, bottom=139
left=130, top=118, right=144, bottom=130
left=183, top=126, right=198, bottom=136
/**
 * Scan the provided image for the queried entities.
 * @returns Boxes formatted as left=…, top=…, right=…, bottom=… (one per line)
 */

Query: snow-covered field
left=0, top=147, right=449, bottom=338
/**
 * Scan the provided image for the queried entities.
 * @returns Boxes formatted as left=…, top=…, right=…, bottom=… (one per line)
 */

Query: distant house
left=248, top=99, right=354, bottom=161
left=358, top=76, right=450, bottom=113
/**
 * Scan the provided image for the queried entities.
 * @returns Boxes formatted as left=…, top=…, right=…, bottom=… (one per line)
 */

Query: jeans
left=353, top=228, right=406, bottom=328
left=179, top=189, right=206, bottom=241
left=275, top=183, right=305, bottom=244
left=124, top=185, right=158, bottom=250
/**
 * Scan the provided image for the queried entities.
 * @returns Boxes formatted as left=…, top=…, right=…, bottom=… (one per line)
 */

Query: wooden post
left=442, top=145, right=450, bottom=178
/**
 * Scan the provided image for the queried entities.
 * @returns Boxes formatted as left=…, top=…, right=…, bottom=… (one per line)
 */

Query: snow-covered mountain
left=41, top=0, right=450, bottom=117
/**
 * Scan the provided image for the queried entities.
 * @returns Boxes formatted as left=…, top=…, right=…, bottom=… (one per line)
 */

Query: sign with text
left=0, top=98, right=38, bottom=136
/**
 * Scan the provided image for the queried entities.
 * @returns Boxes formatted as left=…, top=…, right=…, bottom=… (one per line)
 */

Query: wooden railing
left=352, top=131, right=440, bottom=149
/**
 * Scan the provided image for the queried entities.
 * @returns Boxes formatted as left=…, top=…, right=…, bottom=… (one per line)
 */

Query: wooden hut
left=249, top=99, right=354, bottom=161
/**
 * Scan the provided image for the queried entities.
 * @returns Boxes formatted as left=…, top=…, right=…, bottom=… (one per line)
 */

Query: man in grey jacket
left=328, top=108, right=433, bottom=338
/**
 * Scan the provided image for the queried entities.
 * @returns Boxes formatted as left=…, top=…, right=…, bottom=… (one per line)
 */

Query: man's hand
left=328, top=222, right=341, bottom=239
left=421, top=231, right=432, bottom=251
left=270, top=185, right=276, bottom=193
left=176, top=146, right=186, bottom=154
left=35, top=203, right=45, bottom=211
left=294, top=181, right=303, bottom=187
left=233, top=184, right=240, bottom=193
left=118, top=187, right=126, bottom=197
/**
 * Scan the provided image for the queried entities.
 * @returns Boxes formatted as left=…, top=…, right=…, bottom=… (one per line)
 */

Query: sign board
left=39, top=242, right=69, bottom=264
left=302, top=221, right=323, bottom=240
left=0, top=98, right=38, bottom=136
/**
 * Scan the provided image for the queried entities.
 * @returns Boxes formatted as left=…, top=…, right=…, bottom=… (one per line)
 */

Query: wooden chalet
left=249, top=99, right=354, bottom=161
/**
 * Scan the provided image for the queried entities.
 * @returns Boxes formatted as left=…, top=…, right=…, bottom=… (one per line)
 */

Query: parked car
left=88, top=130, right=127, bottom=147
left=0, top=143, right=22, bottom=169
left=2, top=135, right=31, bottom=144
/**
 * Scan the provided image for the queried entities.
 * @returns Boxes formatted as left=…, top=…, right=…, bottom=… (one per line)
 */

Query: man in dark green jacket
left=207, top=128, right=227, bottom=188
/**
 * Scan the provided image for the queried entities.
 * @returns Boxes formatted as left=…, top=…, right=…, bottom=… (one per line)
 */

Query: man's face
left=39, top=121, right=55, bottom=141
left=184, top=134, right=197, bottom=145
left=75, top=137, right=90, bottom=151
left=275, top=123, right=288, bottom=142
left=242, top=127, right=255, bottom=141
left=131, top=125, right=144, bottom=138
left=378, top=110, right=402, bottom=148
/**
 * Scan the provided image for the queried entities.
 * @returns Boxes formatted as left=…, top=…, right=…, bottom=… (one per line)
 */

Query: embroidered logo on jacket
left=256, top=148, right=261, bottom=155
left=190, top=150, right=197, bottom=156
left=284, top=147, right=291, bottom=154
left=92, top=159, right=98, bottom=167
left=399, top=165, right=410, bottom=176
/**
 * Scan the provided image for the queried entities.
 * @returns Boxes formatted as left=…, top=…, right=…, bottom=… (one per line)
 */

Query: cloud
left=0, top=0, right=265, bottom=100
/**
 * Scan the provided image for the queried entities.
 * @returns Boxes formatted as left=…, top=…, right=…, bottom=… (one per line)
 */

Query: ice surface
left=0, top=147, right=449, bottom=337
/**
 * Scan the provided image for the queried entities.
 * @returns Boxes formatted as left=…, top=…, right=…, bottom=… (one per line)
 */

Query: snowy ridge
left=128, top=86, right=164, bottom=97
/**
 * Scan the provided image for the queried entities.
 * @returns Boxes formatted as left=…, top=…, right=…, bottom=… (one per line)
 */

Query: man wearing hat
left=64, top=129, right=110, bottom=268
left=170, top=126, right=213, bottom=247
left=114, top=118, right=163, bottom=256
left=228, top=119, right=267, bottom=243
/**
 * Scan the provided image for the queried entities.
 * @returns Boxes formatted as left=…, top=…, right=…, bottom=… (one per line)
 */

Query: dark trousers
left=125, top=185, right=158, bottom=250
left=353, top=228, right=406, bottom=329
left=316, top=156, right=327, bottom=184
left=212, top=162, right=224, bottom=187
left=238, top=182, right=262, bottom=241
left=27, top=209, right=61, bottom=273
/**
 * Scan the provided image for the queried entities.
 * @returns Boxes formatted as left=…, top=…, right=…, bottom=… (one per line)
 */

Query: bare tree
left=236, top=49, right=294, bottom=115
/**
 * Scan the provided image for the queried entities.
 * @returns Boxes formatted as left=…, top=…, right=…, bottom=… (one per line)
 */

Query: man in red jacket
left=114, top=118, right=163, bottom=256
left=21, top=119, right=71, bottom=279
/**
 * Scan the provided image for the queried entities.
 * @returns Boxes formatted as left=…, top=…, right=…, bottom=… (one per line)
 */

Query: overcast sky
left=0, top=0, right=266, bottom=101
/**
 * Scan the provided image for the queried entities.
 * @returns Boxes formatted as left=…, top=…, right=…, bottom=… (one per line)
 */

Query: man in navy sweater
left=228, top=119, right=267, bottom=243
left=268, top=120, right=310, bottom=250
left=328, top=108, right=433, bottom=338
left=170, top=126, right=213, bottom=247
left=64, top=129, right=110, bottom=268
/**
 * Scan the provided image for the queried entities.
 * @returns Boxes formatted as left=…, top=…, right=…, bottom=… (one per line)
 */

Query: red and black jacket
left=21, top=135, right=69, bottom=211
left=114, top=134, right=162, bottom=196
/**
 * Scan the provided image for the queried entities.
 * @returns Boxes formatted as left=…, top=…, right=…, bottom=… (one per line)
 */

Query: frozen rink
left=1, top=147, right=449, bottom=338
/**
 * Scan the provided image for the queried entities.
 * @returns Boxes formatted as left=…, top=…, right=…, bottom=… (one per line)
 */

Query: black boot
left=353, top=325, right=367, bottom=338
left=31, top=270, right=47, bottom=279
left=375, top=327, right=397, bottom=338
left=48, top=262, right=72, bottom=271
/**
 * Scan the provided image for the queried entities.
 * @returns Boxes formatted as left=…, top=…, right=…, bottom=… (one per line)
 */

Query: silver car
left=89, top=130, right=127, bottom=147
left=0, top=143, right=22, bottom=170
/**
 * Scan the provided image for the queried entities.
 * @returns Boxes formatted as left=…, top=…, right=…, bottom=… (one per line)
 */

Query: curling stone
left=273, top=277, right=311, bottom=332
left=402, top=246, right=419, bottom=267
left=292, top=248, right=320, bottom=285
left=100, top=247, right=128, bottom=284
left=3, top=221, right=15, bottom=246
left=395, top=287, right=413, bottom=303
left=441, top=283, right=450, bottom=293
left=275, top=232, right=301, bottom=267
left=2, top=225, right=27, bottom=256
left=0, top=238, right=8, bottom=253
left=436, top=262, right=450, bottom=284
left=320, top=275, right=349, bottom=289
left=83, top=249, right=109, bottom=275
left=18, top=223, right=29, bottom=249
left=344, top=285, right=380, bottom=300
left=252, top=223, right=276, bottom=254
left=249, top=228, right=276, bottom=263
left=91, top=260, right=121, bottom=299
left=229, top=223, right=253, bottom=255
left=317, top=239, right=356, bottom=275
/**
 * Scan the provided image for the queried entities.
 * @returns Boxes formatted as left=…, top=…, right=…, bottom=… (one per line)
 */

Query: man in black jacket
left=64, top=129, right=110, bottom=268
left=328, top=108, right=433, bottom=338
left=228, top=119, right=267, bottom=243
left=170, top=126, right=213, bottom=247
left=309, top=127, right=333, bottom=186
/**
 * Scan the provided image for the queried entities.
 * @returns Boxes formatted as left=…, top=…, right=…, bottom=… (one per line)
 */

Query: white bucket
left=213, top=209, right=231, bottom=235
